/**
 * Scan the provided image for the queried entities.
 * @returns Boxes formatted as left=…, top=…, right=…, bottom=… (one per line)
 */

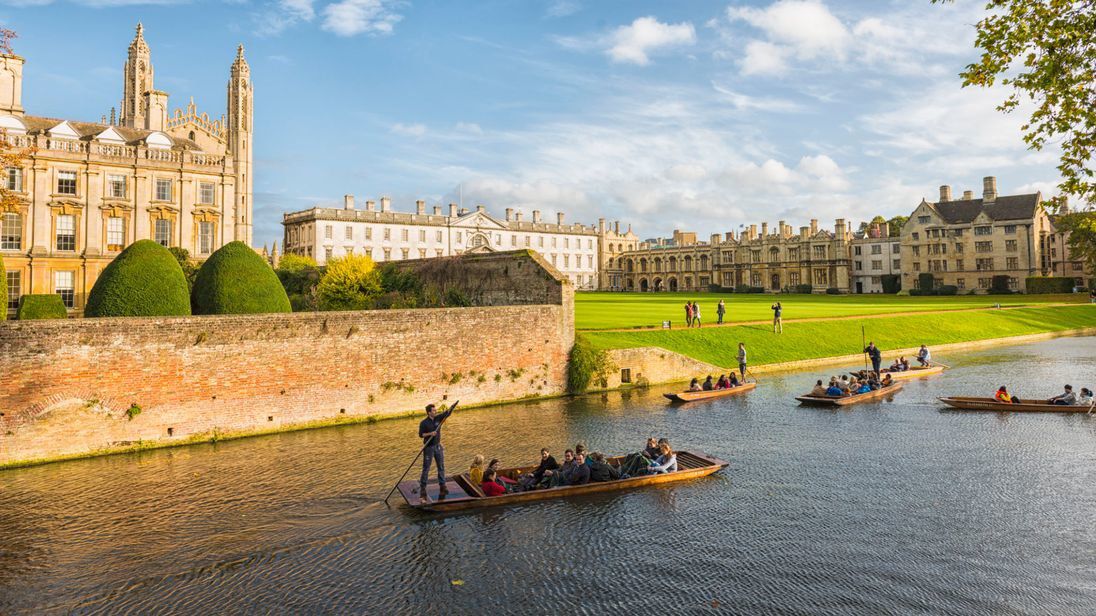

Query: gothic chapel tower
left=227, top=45, right=253, bottom=244
left=120, top=22, right=153, bottom=128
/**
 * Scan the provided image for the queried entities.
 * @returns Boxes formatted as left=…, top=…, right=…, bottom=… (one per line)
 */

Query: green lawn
left=583, top=305, right=1096, bottom=368
left=575, top=291, right=1086, bottom=330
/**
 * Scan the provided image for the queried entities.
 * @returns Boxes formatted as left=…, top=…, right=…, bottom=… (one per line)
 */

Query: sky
left=0, top=0, right=1069, bottom=249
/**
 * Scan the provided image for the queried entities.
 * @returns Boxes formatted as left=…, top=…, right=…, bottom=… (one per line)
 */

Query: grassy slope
left=575, top=291, right=1084, bottom=330
left=583, top=305, right=1096, bottom=368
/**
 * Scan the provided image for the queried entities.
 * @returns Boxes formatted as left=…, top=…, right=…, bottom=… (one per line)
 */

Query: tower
left=120, top=22, right=153, bottom=128
left=227, top=44, right=253, bottom=245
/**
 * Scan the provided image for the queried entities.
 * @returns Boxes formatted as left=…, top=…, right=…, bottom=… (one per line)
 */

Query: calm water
left=2, top=337, right=1096, bottom=615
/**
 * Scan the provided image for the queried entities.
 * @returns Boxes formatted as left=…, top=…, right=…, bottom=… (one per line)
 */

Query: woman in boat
left=702, top=375, right=715, bottom=391
left=810, top=380, right=828, bottom=396
left=649, top=442, right=678, bottom=474
left=1079, top=388, right=1094, bottom=406
left=900, top=357, right=910, bottom=371
left=856, top=379, right=872, bottom=394
left=589, top=452, right=622, bottom=482
left=715, top=374, right=729, bottom=389
left=881, top=373, right=894, bottom=387
left=688, top=378, right=702, bottom=392
left=469, top=454, right=485, bottom=485
left=994, top=386, right=1022, bottom=404
left=487, top=458, right=519, bottom=490
left=481, top=469, right=506, bottom=497
left=728, top=372, right=740, bottom=387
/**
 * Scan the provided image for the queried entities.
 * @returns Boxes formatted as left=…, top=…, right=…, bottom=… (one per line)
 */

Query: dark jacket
left=589, top=460, right=621, bottom=482
left=418, top=409, right=452, bottom=446
left=533, top=455, right=560, bottom=481
left=570, top=463, right=591, bottom=485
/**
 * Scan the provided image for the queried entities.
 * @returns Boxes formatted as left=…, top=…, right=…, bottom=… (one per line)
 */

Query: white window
left=436, top=231, right=443, bottom=242
left=155, top=178, right=172, bottom=201
left=199, top=182, right=215, bottom=205
left=383, top=248, right=391, bottom=260
left=564, top=238, right=570, bottom=248
left=5, top=167, right=22, bottom=192
left=55, top=214, right=75, bottom=251
left=511, top=235, right=517, bottom=247
left=325, top=247, right=333, bottom=261
left=154, top=219, right=172, bottom=247
left=54, top=270, right=74, bottom=308
left=401, top=229, right=409, bottom=242
left=345, top=226, right=353, bottom=240
left=524, top=236, right=530, bottom=247
left=1, top=212, right=20, bottom=250
left=108, top=174, right=126, bottom=199
left=57, top=170, right=77, bottom=195
left=6, top=270, right=19, bottom=311
left=419, top=230, right=426, bottom=242
left=538, top=237, right=544, bottom=248
left=402, top=248, right=409, bottom=259
left=384, top=228, right=391, bottom=241
left=199, top=221, right=214, bottom=255
left=325, top=225, right=333, bottom=240
left=365, top=228, right=372, bottom=240
left=107, top=217, right=125, bottom=251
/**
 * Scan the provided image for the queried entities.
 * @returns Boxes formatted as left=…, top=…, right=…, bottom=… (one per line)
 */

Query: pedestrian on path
left=771, top=301, right=783, bottom=333
left=737, top=342, right=747, bottom=381
left=717, top=299, right=726, bottom=325
left=692, top=301, right=702, bottom=327
left=684, top=301, right=693, bottom=328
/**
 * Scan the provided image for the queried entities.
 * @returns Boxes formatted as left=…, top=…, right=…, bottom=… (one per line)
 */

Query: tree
left=275, top=253, right=321, bottom=311
left=84, top=240, right=191, bottom=317
left=316, top=253, right=382, bottom=311
left=934, top=0, right=1096, bottom=203
left=168, top=247, right=199, bottom=292
left=887, top=215, right=909, bottom=237
left=191, top=241, right=291, bottom=315
left=1053, top=211, right=1096, bottom=279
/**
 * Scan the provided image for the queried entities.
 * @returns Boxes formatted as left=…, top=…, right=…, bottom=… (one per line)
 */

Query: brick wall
left=0, top=251, right=573, bottom=467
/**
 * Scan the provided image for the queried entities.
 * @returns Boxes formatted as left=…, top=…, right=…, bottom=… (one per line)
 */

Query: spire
left=130, top=22, right=149, bottom=53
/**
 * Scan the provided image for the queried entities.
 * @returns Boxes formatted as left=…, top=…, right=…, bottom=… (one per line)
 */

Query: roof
left=20, top=115, right=203, bottom=150
left=929, top=193, right=1041, bottom=224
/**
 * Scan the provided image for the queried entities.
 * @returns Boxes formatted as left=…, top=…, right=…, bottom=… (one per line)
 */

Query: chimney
left=778, top=220, right=787, bottom=237
left=433, top=205, right=441, bottom=215
left=810, top=219, right=818, bottom=235
left=448, top=203, right=457, bottom=217
left=749, top=224, right=758, bottom=240
left=416, top=200, right=425, bottom=215
left=506, top=208, right=514, bottom=221
left=515, top=211, right=523, bottom=222
left=761, top=222, right=769, bottom=237
left=557, top=212, right=564, bottom=225
left=725, top=231, right=734, bottom=242
left=963, top=190, right=974, bottom=200
left=343, top=194, right=355, bottom=210
left=615, top=221, right=620, bottom=234
left=800, top=226, right=809, bottom=240
left=835, top=218, right=846, bottom=236
left=366, top=200, right=376, bottom=212
left=939, top=185, right=952, bottom=202
left=476, top=204, right=485, bottom=213
left=711, top=233, right=720, bottom=245
left=533, top=210, right=542, bottom=223
left=380, top=196, right=391, bottom=212
left=598, top=218, right=605, bottom=233
left=983, top=176, right=997, bottom=202
left=459, top=207, right=468, bottom=215
left=879, top=223, right=890, bottom=238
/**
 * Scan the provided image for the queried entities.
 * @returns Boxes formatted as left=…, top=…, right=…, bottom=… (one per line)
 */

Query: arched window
left=189, top=130, right=196, bottom=141
left=684, top=255, right=693, bottom=271
left=626, top=259, right=634, bottom=273
left=669, top=256, right=677, bottom=271
left=640, top=258, right=647, bottom=272
left=700, top=255, right=709, bottom=270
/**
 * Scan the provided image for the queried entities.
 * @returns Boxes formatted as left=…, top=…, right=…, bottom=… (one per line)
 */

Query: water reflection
left=0, top=337, right=1094, bottom=614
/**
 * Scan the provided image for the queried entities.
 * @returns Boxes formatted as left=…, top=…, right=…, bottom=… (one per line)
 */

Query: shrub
left=85, top=240, right=191, bottom=317
left=793, top=284, right=813, bottom=294
left=937, top=285, right=958, bottom=296
left=734, top=285, right=764, bottom=294
left=917, top=273, right=935, bottom=292
left=567, top=335, right=615, bottom=394
left=191, top=241, right=291, bottom=315
left=168, top=247, right=200, bottom=292
left=881, top=274, right=901, bottom=294
left=316, top=253, right=382, bottom=311
left=825, top=287, right=845, bottom=295
left=0, top=254, right=5, bottom=320
left=1025, top=276, right=1075, bottom=294
left=16, top=294, right=67, bottom=319
left=276, top=254, right=321, bottom=311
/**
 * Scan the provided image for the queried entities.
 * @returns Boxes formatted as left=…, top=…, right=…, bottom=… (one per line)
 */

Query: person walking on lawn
left=692, top=301, right=702, bottom=327
left=684, top=301, right=693, bottom=328
left=717, top=299, right=726, bottom=325
left=771, top=301, right=783, bottom=333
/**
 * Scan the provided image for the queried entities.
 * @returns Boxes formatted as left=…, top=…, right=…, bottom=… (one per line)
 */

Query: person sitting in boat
left=649, top=442, right=678, bottom=473
left=994, top=386, right=1022, bottom=404
left=487, top=458, right=519, bottom=490
left=469, top=454, right=485, bottom=485
left=728, top=372, right=740, bottom=387
left=881, top=373, right=894, bottom=387
left=1079, top=388, right=1093, bottom=406
left=715, top=374, right=729, bottom=389
left=856, top=379, right=872, bottom=394
left=917, top=345, right=931, bottom=367
left=867, top=373, right=881, bottom=391
left=1048, top=384, right=1077, bottom=405
left=688, top=378, right=702, bottom=392
left=575, top=443, right=595, bottom=468
left=644, top=438, right=660, bottom=460
left=531, top=447, right=560, bottom=486
left=825, top=381, right=845, bottom=396
left=900, top=357, right=911, bottom=371
left=481, top=469, right=506, bottom=497
left=888, top=358, right=902, bottom=372
left=589, top=452, right=622, bottom=482
left=550, top=449, right=578, bottom=487
left=811, top=379, right=828, bottom=396
left=570, top=452, right=591, bottom=485
left=702, top=375, right=715, bottom=391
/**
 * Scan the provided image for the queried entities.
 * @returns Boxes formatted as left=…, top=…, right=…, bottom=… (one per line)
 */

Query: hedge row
left=1025, top=277, right=1075, bottom=294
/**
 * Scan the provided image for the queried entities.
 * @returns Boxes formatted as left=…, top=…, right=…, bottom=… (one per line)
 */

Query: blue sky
left=0, top=0, right=1066, bottom=248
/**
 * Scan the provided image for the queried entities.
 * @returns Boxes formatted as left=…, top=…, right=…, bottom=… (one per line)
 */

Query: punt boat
left=397, top=450, right=728, bottom=512
left=849, top=365, right=945, bottom=381
left=795, top=382, right=904, bottom=406
left=664, top=382, right=757, bottom=403
left=938, top=397, right=1096, bottom=413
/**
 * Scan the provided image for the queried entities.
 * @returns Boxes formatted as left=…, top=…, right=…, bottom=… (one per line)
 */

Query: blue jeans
left=420, top=443, right=445, bottom=488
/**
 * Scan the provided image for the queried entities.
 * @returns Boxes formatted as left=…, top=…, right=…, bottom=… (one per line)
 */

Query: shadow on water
left=1, top=336, right=1095, bottom=614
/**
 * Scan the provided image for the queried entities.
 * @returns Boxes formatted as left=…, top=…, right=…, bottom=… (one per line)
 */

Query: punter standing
left=737, top=342, right=748, bottom=381
left=864, top=341, right=882, bottom=375
left=419, top=403, right=454, bottom=502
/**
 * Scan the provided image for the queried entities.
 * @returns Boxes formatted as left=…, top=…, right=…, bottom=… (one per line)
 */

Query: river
left=1, top=337, right=1095, bottom=615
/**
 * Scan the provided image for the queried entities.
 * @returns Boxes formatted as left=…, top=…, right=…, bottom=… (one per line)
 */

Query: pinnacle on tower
left=130, top=22, right=149, bottom=53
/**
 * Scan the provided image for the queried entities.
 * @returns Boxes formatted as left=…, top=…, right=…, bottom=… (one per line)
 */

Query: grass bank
left=583, top=305, right=1096, bottom=368
left=575, top=291, right=1084, bottom=330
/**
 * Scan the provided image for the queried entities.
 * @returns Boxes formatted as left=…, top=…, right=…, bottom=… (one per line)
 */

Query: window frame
left=154, top=178, right=173, bottom=202
left=55, top=214, right=76, bottom=251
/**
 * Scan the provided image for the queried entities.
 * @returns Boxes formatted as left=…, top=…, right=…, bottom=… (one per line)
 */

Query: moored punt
left=397, top=450, right=728, bottom=512
left=938, top=397, right=1096, bottom=413
left=796, top=382, right=904, bottom=406
left=849, top=365, right=945, bottom=381
left=664, top=382, right=757, bottom=403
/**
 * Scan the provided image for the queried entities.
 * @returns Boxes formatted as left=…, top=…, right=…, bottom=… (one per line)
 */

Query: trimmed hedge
left=910, top=286, right=957, bottom=296
left=192, top=241, right=291, bottom=315
left=1025, top=276, right=1075, bottom=294
left=85, top=240, right=192, bottom=317
left=991, top=275, right=1012, bottom=294
left=793, top=284, right=813, bottom=294
left=16, top=294, right=68, bottom=319
left=825, top=287, right=845, bottom=295
left=881, top=274, right=901, bottom=294
left=735, top=285, right=765, bottom=293
left=0, top=254, right=5, bottom=320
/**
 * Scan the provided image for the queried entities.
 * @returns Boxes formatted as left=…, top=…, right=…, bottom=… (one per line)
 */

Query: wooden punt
left=796, top=382, right=904, bottom=406
left=849, top=365, right=945, bottom=381
left=397, top=450, right=728, bottom=512
left=939, top=396, right=1096, bottom=414
left=664, top=382, right=757, bottom=403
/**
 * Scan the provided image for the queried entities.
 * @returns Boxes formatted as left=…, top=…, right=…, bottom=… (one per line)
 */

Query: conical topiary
left=85, top=240, right=192, bottom=317
left=191, top=241, right=291, bottom=315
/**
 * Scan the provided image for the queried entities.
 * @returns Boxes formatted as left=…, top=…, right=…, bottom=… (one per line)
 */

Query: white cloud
left=711, top=82, right=801, bottom=112
left=321, top=0, right=402, bottom=37
left=455, top=122, right=483, bottom=135
left=391, top=122, right=426, bottom=137
left=739, top=40, right=789, bottom=76
left=606, top=16, right=696, bottom=65
left=729, top=0, right=849, bottom=60
left=546, top=0, right=580, bottom=18
left=256, top=0, right=316, bottom=36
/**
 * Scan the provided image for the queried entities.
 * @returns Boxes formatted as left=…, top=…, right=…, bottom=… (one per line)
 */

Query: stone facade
left=850, top=222, right=900, bottom=293
left=0, top=24, right=253, bottom=316
left=1046, top=203, right=1093, bottom=288
left=619, top=220, right=852, bottom=293
left=282, top=198, right=633, bottom=290
left=597, top=218, right=640, bottom=291
left=0, top=251, right=574, bottom=467
left=901, top=177, right=1050, bottom=293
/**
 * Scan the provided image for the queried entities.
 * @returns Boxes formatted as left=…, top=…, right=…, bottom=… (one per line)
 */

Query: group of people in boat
left=689, top=373, right=742, bottom=391
left=465, top=438, right=680, bottom=498
left=994, top=384, right=1094, bottom=406
left=812, top=372, right=894, bottom=397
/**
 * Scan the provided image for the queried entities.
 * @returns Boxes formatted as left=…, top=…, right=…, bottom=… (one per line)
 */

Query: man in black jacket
left=864, top=341, right=882, bottom=375
left=570, top=452, right=591, bottom=485
left=418, top=403, right=453, bottom=502
left=588, top=452, right=621, bottom=482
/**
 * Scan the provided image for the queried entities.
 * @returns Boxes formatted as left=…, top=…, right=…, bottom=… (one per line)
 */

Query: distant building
left=850, top=222, right=900, bottom=293
left=900, top=177, right=1051, bottom=293
left=1045, top=201, right=1093, bottom=288
left=596, top=219, right=639, bottom=291
left=282, top=197, right=614, bottom=289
